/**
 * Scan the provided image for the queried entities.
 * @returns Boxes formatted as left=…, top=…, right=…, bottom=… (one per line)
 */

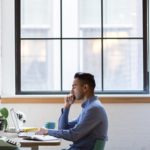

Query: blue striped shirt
left=48, top=96, right=108, bottom=150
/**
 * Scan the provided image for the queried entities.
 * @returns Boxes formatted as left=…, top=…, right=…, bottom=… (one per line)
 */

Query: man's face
left=72, top=78, right=85, bottom=100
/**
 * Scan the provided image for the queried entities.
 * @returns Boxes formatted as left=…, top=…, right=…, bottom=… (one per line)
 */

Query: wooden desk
left=3, top=132, right=61, bottom=150
left=18, top=138, right=61, bottom=150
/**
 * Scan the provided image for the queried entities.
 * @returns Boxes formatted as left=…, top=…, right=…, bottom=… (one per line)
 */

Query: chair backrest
left=93, top=140, right=105, bottom=150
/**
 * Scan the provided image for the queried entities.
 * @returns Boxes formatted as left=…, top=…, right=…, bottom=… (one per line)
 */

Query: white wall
left=1, top=0, right=15, bottom=97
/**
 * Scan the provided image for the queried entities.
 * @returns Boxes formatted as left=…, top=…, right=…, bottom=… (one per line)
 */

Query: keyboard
left=0, top=136, right=20, bottom=147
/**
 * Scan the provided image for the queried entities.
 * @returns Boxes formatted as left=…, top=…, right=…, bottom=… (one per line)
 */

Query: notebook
left=23, top=135, right=59, bottom=141
left=10, top=108, right=38, bottom=137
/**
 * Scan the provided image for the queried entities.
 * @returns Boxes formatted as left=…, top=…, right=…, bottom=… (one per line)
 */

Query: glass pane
left=21, top=0, right=60, bottom=38
left=62, top=0, right=101, bottom=38
left=104, top=0, right=143, bottom=37
left=62, top=39, right=102, bottom=91
left=21, top=40, right=60, bottom=91
left=103, top=39, right=143, bottom=90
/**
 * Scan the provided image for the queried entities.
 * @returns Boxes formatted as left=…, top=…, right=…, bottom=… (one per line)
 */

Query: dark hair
left=74, top=72, right=96, bottom=90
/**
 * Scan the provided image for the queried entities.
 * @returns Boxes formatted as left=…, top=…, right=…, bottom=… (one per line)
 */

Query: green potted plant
left=0, top=107, right=9, bottom=131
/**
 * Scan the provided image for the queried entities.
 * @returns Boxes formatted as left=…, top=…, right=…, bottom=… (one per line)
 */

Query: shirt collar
left=81, top=96, right=97, bottom=108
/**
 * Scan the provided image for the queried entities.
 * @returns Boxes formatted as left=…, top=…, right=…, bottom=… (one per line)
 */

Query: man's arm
left=36, top=93, right=77, bottom=134
left=47, top=107, right=101, bottom=141
left=58, top=107, right=78, bottom=129
left=36, top=106, right=102, bottom=141
left=58, top=93, right=77, bottom=129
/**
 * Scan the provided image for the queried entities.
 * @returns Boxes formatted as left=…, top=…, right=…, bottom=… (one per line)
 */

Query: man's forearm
left=58, top=108, right=70, bottom=129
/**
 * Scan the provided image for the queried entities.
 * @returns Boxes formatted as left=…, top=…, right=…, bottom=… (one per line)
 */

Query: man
left=36, top=72, right=108, bottom=150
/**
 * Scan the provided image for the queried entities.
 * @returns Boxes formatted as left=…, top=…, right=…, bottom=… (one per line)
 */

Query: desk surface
left=3, top=132, right=61, bottom=150
left=18, top=138, right=61, bottom=147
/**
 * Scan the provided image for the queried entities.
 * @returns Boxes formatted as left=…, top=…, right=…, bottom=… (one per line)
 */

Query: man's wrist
left=44, top=129, right=48, bottom=135
left=64, top=103, right=71, bottom=109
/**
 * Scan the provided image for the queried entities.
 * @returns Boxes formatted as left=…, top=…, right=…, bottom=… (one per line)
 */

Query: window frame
left=15, top=0, right=149, bottom=95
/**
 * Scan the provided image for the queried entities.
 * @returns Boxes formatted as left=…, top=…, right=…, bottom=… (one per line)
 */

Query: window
left=15, top=0, right=148, bottom=94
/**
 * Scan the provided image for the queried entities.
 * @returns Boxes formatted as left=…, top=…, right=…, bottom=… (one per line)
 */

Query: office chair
left=61, top=140, right=106, bottom=150
left=93, top=139, right=105, bottom=150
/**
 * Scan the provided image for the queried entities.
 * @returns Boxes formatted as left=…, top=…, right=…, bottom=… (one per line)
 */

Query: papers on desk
left=18, top=131, right=36, bottom=137
left=23, top=135, right=58, bottom=141
left=18, top=128, right=39, bottom=137
left=20, top=127, right=39, bottom=132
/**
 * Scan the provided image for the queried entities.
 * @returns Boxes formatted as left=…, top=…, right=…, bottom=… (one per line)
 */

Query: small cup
left=44, top=122, right=56, bottom=129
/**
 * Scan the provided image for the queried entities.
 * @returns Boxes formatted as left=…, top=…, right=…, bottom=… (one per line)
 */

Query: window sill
left=1, top=94, right=150, bottom=103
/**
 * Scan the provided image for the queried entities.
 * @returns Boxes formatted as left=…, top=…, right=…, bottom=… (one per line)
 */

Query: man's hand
left=64, top=94, right=75, bottom=108
left=36, top=128, right=48, bottom=135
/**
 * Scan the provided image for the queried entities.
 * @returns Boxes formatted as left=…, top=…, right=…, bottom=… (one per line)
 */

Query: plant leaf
left=0, top=107, right=9, bottom=118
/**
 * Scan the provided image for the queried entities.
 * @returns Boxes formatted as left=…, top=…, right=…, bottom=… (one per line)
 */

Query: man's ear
left=83, top=84, right=89, bottom=91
